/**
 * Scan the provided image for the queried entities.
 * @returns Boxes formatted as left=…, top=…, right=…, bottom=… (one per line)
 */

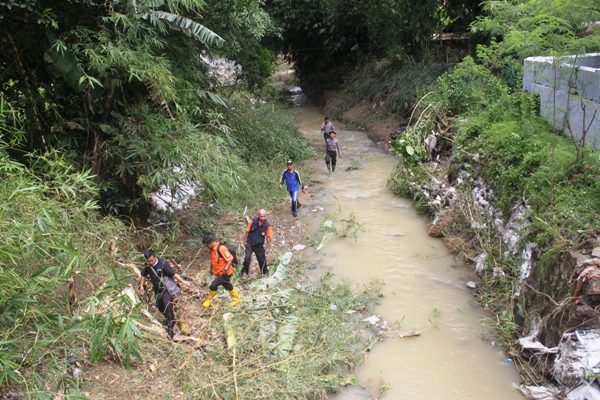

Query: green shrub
left=437, top=56, right=507, bottom=116
left=390, top=123, right=430, bottom=167
left=387, top=163, right=429, bottom=199
left=448, top=71, right=600, bottom=243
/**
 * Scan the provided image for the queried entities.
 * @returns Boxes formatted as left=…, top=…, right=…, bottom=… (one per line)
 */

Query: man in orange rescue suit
left=242, top=209, right=273, bottom=279
left=202, top=235, right=242, bottom=307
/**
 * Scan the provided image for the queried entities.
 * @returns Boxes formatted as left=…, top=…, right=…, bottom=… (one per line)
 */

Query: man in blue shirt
left=279, top=160, right=306, bottom=217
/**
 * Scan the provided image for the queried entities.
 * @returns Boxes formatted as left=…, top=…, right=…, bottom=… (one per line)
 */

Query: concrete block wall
left=523, top=54, right=600, bottom=149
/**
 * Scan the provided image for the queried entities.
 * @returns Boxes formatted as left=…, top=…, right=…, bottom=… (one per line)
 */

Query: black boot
left=332, top=164, right=336, bottom=172
left=166, top=321, right=174, bottom=340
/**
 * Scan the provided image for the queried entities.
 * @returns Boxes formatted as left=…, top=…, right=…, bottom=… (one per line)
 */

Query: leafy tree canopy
left=472, top=0, right=600, bottom=73
left=265, top=0, right=483, bottom=88
left=0, top=0, right=280, bottom=215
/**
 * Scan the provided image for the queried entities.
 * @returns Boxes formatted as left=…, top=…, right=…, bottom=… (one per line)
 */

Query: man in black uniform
left=139, top=249, right=190, bottom=339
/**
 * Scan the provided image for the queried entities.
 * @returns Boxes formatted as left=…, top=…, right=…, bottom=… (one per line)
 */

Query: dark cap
left=287, top=160, right=293, bottom=165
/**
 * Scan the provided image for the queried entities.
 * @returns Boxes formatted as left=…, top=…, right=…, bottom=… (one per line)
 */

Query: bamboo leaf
left=143, top=10, right=224, bottom=47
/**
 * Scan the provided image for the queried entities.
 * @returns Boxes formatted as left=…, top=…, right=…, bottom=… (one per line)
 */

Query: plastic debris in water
left=361, top=315, right=380, bottom=325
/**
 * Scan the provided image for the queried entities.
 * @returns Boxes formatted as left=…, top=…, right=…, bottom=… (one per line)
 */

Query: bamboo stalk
left=115, top=261, right=142, bottom=279
left=316, top=232, right=329, bottom=251
left=136, top=322, right=202, bottom=342
left=223, top=313, right=239, bottom=399
left=223, top=313, right=237, bottom=349
left=233, top=348, right=239, bottom=400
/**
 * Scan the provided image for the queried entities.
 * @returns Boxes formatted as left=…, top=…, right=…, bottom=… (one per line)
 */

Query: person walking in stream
left=242, top=209, right=273, bottom=279
left=325, top=131, right=342, bottom=172
left=139, top=250, right=190, bottom=339
left=279, top=160, right=306, bottom=217
left=320, top=116, right=336, bottom=142
left=201, top=235, right=242, bottom=308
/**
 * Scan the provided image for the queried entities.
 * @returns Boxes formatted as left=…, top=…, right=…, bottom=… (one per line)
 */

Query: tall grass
left=328, top=57, right=453, bottom=120
left=226, top=99, right=313, bottom=165
left=0, top=144, right=141, bottom=397
left=178, top=100, right=314, bottom=235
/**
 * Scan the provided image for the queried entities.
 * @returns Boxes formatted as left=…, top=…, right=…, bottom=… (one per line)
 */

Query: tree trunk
left=92, top=83, right=116, bottom=175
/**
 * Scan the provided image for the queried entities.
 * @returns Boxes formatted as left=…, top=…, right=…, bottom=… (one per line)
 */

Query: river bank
left=73, top=105, right=382, bottom=398
left=78, top=206, right=378, bottom=399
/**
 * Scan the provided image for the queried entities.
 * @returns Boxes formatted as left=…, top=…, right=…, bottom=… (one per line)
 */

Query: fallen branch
left=135, top=297, right=204, bottom=343
left=136, top=322, right=203, bottom=343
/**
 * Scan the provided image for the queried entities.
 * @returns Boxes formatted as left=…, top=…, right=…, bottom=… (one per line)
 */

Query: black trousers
left=325, top=150, right=337, bottom=166
left=242, top=242, right=267, bottom=275
left=209, top=273, right=234, bottom=291
left=156, top=291, right=175, bottom=327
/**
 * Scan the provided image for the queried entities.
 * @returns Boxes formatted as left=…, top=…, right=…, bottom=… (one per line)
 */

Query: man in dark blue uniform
left=242, top=209, right=273, bottom=279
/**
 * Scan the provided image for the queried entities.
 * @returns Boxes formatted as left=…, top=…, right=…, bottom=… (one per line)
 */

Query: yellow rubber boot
left=228, top=288, right=242, bottom=307
left=202, top=290, right=217, bottom=308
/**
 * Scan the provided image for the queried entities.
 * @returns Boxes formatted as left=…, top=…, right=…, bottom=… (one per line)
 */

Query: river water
left=293, top=105, right=524, bottom=400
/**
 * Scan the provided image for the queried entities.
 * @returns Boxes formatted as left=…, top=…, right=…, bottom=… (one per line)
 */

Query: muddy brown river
left=293, top=105, right=524, bottom=400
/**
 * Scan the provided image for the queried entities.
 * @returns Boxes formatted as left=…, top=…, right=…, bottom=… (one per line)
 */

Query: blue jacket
left=280, top=169, right=303, bottom=192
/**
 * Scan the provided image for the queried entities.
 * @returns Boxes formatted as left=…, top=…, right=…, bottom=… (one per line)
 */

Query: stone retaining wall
left=523, top=53, right=600, bottom=149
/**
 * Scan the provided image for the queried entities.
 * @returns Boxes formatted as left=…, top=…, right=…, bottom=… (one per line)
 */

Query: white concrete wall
left=523, top=54, right=600, bottom=149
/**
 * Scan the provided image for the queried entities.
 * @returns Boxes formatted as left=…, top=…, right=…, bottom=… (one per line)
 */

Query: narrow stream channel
left=294, top=105, right=524, bottom=400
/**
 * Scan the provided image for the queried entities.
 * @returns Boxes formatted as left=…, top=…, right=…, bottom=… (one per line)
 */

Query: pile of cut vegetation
left=81, top=254, right=376, bottom=399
